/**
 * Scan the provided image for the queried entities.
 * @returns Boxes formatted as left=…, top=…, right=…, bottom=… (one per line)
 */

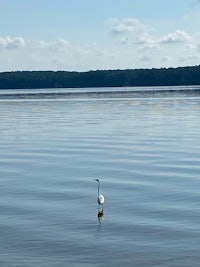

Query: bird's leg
left=98, top=203, right=103, bottom=213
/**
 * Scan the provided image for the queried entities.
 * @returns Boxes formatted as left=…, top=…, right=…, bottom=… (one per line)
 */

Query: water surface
left=0, top=86, right=200, bottom=266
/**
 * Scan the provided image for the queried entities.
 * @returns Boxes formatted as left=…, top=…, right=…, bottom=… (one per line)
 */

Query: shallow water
left=0, top=87, right=200, bottom=266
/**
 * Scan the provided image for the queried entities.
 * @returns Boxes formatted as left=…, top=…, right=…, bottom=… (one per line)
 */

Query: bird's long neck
left=97, top=182, right=100, bottom=195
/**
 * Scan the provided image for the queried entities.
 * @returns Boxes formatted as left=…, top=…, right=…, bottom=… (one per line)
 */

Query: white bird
left=96, top=178, right=105, bottom=211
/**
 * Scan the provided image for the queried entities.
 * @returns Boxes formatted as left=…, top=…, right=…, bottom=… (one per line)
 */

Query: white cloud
left=1, top=21, right=200, bottom=72
left=109, top=18, right=195, bottom=49
left=133, top=32, right=159, bottom=52
left=160, top=30, right=192, bottom=44
left=0, top=36, right=25, bottom=49
left=109, top=18, right=141, bottom=34
left=112, top=18, right=140, bottom=34
left=107, top=18, right=200, bottom=68
left=0, top=38, right=112, bottom=71
left=37, top=38, right=70, bottom=51
left=109, top=17, right=159, bottom=51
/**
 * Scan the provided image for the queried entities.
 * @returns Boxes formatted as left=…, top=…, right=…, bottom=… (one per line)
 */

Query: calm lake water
left=0, top=86, right=200, bottom=266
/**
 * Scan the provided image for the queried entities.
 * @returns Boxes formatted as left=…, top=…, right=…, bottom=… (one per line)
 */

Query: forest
left=0, top=65, right=200, bottom=89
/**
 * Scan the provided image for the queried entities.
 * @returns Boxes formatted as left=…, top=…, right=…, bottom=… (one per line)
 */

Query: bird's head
left=96, top=178, right=100, bottom=183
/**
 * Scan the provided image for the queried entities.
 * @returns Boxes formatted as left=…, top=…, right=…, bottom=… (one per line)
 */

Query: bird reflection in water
left=97, top=209, right=104, bottom=223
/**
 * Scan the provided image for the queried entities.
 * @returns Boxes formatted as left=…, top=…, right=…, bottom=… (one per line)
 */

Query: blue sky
left=0, top=0, right=200, bottom=72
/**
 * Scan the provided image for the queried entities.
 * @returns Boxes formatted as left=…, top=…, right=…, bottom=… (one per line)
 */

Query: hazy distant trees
left=0, top=66, right=200, bottom=89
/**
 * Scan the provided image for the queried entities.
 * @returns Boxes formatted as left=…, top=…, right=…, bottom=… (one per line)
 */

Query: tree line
left=0, top=65, right=200, bottom=89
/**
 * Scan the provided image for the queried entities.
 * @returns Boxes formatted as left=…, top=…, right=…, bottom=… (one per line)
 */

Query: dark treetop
left=0, top=65, right=200, bottom=89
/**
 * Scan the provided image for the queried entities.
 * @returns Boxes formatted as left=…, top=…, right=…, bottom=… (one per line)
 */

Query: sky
left=1, top=0, right=200, bottom=72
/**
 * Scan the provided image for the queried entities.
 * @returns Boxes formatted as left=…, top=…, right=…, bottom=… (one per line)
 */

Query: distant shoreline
left=0, top=65, right=200, bottom=89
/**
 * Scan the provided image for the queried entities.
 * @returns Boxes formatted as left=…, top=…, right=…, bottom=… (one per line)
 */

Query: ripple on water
left=0, top=89, right=200, bottom=266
